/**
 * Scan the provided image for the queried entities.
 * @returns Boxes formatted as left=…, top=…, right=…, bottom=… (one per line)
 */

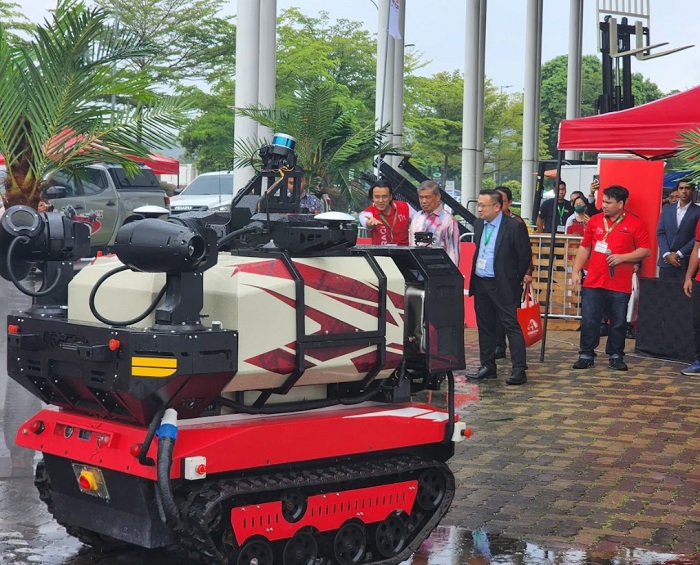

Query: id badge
left=557, top=225, right=565, bottom=233
left=594, top=240, right=608, bottom=254
left=476, top=258, right=487, bottom=270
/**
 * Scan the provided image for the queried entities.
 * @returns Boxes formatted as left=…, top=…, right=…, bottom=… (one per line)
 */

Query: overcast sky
left=27, top=0, right=699, bottom=94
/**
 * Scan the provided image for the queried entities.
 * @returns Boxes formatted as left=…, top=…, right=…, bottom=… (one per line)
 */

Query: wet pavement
left=2, top=329, right=700, bottom=564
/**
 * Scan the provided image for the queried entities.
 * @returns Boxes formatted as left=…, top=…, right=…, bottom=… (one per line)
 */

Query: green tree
left=0, top=0, right=187, bottom=209
left=234, top=84, right=393, bottom=205
left=275, top=8, right=377, bottom=120
left=540, top=54, right=665, bottom=157
left=93, top=0, right=236, bottom=88
left=404, top=70, right=464, bottom=182
left=179, top=82, right=236, bottom=172
left=0, top=0, right=33, bottom=42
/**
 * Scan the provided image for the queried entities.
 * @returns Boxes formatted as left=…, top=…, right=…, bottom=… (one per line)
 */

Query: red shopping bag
left=517, top=284, right=543, bottom=347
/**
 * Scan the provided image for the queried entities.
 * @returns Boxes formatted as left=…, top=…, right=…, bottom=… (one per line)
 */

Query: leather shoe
left=608, top=357, right=628, bottom=371
left=505, top=370, right=527, bottom=385
left=467, top=366, right=497, bottom=380
left=494, top=347, right=506, bottom=359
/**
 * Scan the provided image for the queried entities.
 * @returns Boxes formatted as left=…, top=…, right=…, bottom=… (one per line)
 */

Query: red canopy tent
left=558, top=85, right=700, bottom=158
left=0, top=152, right=178, bottom=175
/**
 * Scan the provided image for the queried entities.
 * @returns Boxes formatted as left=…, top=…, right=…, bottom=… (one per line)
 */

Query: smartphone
left=593, top=174, right=600, bottom=184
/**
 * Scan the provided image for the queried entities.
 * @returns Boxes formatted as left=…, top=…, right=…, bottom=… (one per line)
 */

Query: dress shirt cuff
left=663, top=252, right=670, bottom=258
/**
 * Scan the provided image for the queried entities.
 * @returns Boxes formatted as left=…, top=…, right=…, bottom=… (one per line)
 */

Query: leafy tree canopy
left=0, top=0, right=188, bottom=208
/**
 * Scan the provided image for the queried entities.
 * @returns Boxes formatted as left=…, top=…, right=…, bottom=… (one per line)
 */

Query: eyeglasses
left=372, top=195, right=391, bottom=201
left=476, top=203, right=495, bottom=209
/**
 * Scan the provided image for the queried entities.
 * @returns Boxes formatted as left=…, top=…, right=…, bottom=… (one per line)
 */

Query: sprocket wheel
left=416, top=469, right=447, bottom=511
left=280, top=490, right=307, bottom=523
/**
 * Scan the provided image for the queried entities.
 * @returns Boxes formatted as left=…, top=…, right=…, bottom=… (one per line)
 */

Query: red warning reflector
left=7, top=324, right=19, bottom=334
left=108, top=339, right=120, bottom=351
left=130, top=443, right=142, bottom=457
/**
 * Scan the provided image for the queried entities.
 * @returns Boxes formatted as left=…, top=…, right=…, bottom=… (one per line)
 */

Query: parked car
left=46, top=163, right=170, bottom=252
left=170, top=171, right=235, bottom=214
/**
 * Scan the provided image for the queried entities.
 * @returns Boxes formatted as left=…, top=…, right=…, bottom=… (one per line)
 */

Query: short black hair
left=368, top=180, right=393, bottom=200
left=495, top=186, right=512, bottom=202
left=676, top=179, right=696, bottom=190
left=603, top=185, right=629, bottom=204
left=479, top=189, right=503, bottom=206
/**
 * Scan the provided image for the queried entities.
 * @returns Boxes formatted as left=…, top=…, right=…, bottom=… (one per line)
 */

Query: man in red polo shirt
left=359, top=181, right=416, bottom=246
left=571, top=185, right=651, bottom=371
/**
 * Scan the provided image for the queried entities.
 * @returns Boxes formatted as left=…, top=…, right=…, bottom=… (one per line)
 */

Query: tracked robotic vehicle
left=2, top=137, right=468, bottom=565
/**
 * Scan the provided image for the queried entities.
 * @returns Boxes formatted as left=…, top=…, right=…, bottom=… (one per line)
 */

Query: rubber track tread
left=178, top=453, right=455, bottom=565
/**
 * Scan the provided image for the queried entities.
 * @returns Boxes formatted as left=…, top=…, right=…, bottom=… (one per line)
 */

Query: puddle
left=404, top=526, right=700, bottom=565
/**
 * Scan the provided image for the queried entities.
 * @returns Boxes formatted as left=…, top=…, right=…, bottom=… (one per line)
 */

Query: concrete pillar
left=234, top=0, right=260, bottom=191
left=375, top=0, right=396, bottom=176
left=258, top=0, right=277, bottom=143
left=474, top=0, right=487, bottom=194
left=461, top=0, right=480, bottom=207
left=565, top=0, right=584, bottom=160
left=390, top=0, right=406, bottom=169
left=520, top=0, right=543, bottom=222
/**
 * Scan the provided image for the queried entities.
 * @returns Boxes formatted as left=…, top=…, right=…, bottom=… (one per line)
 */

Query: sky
left=26, top=0, right=699, bottom=95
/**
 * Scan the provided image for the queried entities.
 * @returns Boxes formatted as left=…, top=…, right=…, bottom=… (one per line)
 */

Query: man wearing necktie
left=468, top=189, right=533, bottom=385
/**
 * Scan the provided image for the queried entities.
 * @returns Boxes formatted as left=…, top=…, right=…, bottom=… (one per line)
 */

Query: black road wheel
left=373, top=514, right=408, bottom=558
left=282, top=530, right=318, bottom=565
left=416, top=469, right=447, bottom=511
left=236, top=537, right=274, bottom=565
left=333, top=521, right=366, bottom=565
left=280, top=490, right=307, bottom=523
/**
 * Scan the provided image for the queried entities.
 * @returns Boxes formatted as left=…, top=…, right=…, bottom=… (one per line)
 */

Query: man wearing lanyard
left=359, top=181, right=416, bottom=245
left=571, top=185, right=651, bottom=371
left=537, top=181, right=574, bottom=234
left=468, top=189, right=532, bottom=385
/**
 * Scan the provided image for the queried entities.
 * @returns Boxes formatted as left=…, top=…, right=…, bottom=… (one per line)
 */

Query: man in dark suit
left=468, top=189, right=533, bottom=385
left=657, top=180, right=700, bottom=281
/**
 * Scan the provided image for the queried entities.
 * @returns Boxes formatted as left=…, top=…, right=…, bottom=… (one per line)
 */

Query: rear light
left=164, top=195, right=171, bottom=208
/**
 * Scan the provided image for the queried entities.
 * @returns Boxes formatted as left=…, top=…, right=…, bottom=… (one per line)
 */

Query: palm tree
left=677, top=129, right=700, bottom=184
left=233, top=83, right=394, bottom=206
left=0, top=0, right=187, bottom=209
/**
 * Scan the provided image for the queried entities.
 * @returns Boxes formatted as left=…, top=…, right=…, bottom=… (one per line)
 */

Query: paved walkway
left=444, top=329, right=700, bottom=558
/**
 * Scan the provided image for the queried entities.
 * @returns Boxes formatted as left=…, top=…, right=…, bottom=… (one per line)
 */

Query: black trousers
left=473, top=277, right=527, bottom=371
left=659, top=264, right=687, bottom=281
left=693, top=281, right=700, bottom=362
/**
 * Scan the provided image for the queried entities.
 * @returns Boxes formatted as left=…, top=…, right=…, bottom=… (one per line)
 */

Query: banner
left=388, top=0, right=402, bottom=39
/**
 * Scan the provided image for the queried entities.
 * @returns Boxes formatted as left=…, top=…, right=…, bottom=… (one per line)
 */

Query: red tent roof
left=558, top=85, right=700, bottom=157
left=0, top=152, right=179, bottom=175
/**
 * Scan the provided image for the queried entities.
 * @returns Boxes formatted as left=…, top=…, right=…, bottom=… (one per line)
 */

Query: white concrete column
left=565, top=0, right=583, bottom=160
left=461, top=0, right=480, bottom=207
left=258, top=0, right=277, bottom=143
left=474, top=0, right=487, bottom=193
left=234, top=0, right=260, bottom=191
left=390, top=0, right=406, bottom=168
left=375, top=0, right=396, bottom=173
left=520, top=0, right=543, bottom=222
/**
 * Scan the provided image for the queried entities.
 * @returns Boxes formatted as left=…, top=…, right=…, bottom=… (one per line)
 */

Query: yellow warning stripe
left=131, top=357, right=178, bottom=378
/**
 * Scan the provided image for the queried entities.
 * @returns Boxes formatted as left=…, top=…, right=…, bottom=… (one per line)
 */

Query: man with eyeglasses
left=468, top=189, right=532, bottom=385
left=359, top=180, right=416, bottom=245
left=408, top=180, right=460, bottom=264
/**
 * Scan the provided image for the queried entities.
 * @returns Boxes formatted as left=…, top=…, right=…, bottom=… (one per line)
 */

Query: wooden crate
left=529, top=234, right=582, bottom=319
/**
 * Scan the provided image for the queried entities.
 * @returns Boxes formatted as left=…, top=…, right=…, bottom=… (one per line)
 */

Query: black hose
left=156, top=433, right=182, bottom=531
left=137, top=404, right=167, bottom=467
left=5, top=236, right=63, bottom=297
left=216, top=222, right=265, bottom=249
left=88, top=264, right=166, bottom=326
left=215, top=383, right=382, bottom=415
